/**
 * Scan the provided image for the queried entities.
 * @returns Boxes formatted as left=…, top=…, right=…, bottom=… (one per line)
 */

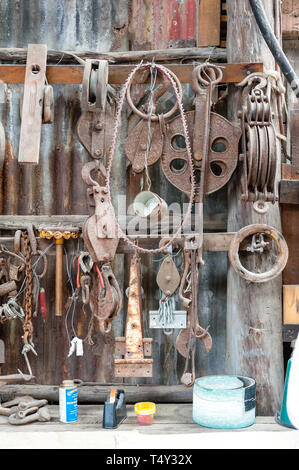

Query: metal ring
left=253, top=199, right=268, bottom=214
left=229, top=224, right=289, bottom=283
left=126, top=65, right=183, bottom=121
left=191, top=64, right=223, bottom=93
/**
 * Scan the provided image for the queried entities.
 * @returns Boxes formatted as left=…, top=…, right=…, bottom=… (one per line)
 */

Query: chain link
left=22, top=232, right=33, bottom=344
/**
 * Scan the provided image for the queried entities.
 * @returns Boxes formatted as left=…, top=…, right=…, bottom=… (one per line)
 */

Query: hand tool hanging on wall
left=77, top=59, right=122, bottom=343
left=39, top=227, right=79, bottom=316
left=18, top=44, right=54, bottom=164
left=114, top=252, right=153, bottom=378
left=174, top=64, right=221, bottom=387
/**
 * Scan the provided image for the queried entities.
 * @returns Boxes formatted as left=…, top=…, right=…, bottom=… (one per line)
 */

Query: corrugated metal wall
left=0, top=0, right=227, bottom=385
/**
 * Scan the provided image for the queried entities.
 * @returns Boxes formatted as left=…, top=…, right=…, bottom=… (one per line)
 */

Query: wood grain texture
left=198, top=0, right=221, bottom=46
left=283, top=285, right=299, bottom=324
left=282, top=0, right=299, bottom=38
left=0, top=63, right=263, bottom=85
left=226, top=0, right=284, bottom=416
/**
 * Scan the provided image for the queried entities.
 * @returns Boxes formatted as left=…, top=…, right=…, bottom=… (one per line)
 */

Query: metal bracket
left=149, top=310, right=187, bottom=329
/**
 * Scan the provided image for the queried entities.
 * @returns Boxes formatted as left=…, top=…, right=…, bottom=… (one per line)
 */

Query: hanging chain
left=22, top=231, right=33, bottom=345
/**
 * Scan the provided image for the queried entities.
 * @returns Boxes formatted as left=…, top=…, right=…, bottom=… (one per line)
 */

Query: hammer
left=38, top=226, right=79, bottom=316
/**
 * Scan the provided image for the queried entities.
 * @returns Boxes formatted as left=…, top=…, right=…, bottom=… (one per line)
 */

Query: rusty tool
left=18, top=44, right=52, bottom=165
left=77, top=59, right=115, bottom=160
left=114, top=252, right=153, bottom=378
left=39, top=228, right=79, bottom=316
left=176, top=237, right=212, bottom=387
left=160, top=64, right=241, bottom=201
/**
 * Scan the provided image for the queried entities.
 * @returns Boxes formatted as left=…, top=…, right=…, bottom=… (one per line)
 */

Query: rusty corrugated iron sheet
left=0, top=0, right=227, bottom=386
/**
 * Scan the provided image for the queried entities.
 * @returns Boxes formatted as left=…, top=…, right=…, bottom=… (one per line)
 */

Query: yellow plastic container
left=134, top=402, right=156, bottom=425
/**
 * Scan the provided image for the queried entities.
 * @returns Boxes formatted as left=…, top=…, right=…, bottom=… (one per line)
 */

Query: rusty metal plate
left=160, top=111, right=241, bottom=200
left=115, top=337, right=152, bottom=356
left=114, top=359, right=153, bottom=378
left=124, top=119, right=163, bottom=173
left=77, top=106, right=114, bottom=160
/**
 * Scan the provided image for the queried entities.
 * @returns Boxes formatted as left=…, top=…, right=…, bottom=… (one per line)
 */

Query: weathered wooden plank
left=0, top=213, right=227, bottom=231
left=0, top=384, right=193, bottom=404
left=0, top=62, right=263, bottom=85
left=280, top=179, right=299, bottom=204
left=282, top=204, right=299, bottom=284
left=226, top=0, right=284, bottom=416
left=0, top=46, right=227, bottom=63
left=282, top=0, right=299, bottom=38
left=198, top=0, right=221, bottom=46
left=283, top=285, right=299, bottom=324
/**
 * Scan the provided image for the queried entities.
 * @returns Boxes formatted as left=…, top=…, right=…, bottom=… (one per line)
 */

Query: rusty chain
left=22, top=231, right=34, bottom=345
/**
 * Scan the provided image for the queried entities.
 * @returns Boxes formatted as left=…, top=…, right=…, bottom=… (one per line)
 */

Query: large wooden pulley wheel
left=229, top=224, right=288, bottom=283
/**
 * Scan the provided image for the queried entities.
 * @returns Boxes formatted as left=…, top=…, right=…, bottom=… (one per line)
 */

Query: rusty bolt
left=94, top=149, right=101, bottom=157
left=94, top=122, right=103, bottom=131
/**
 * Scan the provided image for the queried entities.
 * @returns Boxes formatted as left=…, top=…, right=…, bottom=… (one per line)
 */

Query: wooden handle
left=55, top=239, right=64, bottom=316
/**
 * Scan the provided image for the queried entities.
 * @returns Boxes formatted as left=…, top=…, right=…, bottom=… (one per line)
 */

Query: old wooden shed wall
left=0, top=0, right=227, bottom=386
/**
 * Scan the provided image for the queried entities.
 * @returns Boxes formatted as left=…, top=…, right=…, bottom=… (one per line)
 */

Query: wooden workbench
left=0, top=404, right=298, bottom=449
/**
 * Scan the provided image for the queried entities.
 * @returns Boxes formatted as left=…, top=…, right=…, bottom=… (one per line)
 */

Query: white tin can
left=59, top=379, right=78, bottom=423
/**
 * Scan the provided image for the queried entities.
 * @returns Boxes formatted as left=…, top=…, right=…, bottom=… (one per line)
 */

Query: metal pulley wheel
left=42, top=85, right=54, bottom=123
left=229, top=224, right=288, bottom=283
left=81, top=59, right=108, bottom=111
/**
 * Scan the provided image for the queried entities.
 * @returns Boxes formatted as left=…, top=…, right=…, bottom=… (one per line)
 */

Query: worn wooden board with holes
left=283, top=285, right=299, bottom=324
left=198, top=0, right=221, bottom=46
left=0, top=62, right=263, bottom=84
left=18, top=44, right=47, bottom=164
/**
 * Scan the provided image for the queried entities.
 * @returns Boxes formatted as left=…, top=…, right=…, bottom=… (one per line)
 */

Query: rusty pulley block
left=77, top=59, right=115, bottom=160
left=238, top=74, right=280, bottom=212
left=114, top=252, right=153, bottom=378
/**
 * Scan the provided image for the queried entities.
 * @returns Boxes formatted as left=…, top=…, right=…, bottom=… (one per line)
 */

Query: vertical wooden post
left=226, top=0, right=284, bottom=415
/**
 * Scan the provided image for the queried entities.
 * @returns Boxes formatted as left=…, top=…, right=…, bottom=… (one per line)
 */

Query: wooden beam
left=280, top=179, right=299, bottom=204
left=0, top=46, right=227, bottom=64
left=0, top=62, right=263, bottom=85
left=226, top=0, right=284, bottom=416
left=0, top=384, right=193, bottom=404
